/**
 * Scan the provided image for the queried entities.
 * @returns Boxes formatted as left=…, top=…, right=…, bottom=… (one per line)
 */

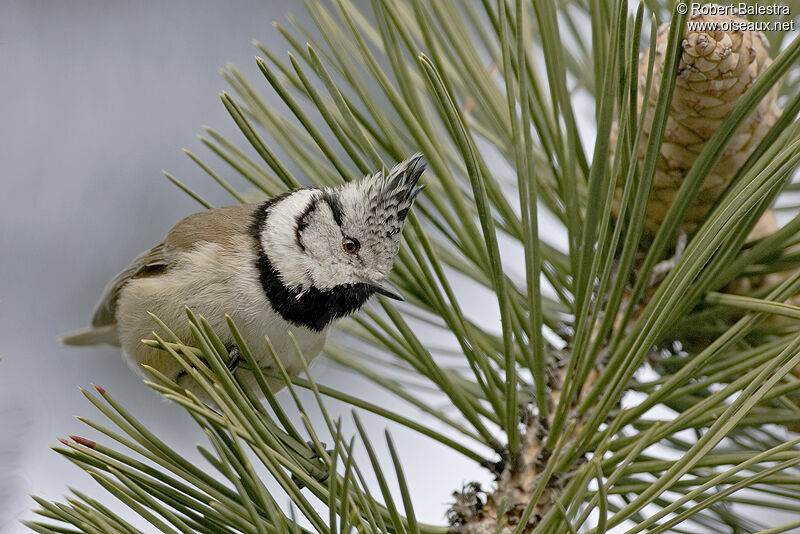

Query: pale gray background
left=0, top=1, right=488, bottom=532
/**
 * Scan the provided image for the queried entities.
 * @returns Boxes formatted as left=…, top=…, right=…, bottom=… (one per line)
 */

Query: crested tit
left=62, top=154, right=426, bottom=395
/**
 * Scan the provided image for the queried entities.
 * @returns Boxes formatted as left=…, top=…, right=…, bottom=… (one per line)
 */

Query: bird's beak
left=371, top=279, right=404, bottom=301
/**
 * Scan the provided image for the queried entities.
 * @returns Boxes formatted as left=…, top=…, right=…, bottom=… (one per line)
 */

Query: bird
left=62, top=154, right=426, bottom=396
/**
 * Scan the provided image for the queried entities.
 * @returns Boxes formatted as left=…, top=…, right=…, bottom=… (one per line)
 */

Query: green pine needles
left=27, top=0, right=800, bottom=532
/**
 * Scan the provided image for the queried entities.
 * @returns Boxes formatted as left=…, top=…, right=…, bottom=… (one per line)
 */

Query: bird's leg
left=172, top=345, right=241, bottom=383
left=224, top=344, right=241, bottom=373
left=309, top=441, right=336, bottom=462
left=292, top=441, right=335, bottom=488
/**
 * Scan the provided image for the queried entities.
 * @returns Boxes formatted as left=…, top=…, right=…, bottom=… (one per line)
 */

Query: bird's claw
left=292, top=441, right=334, bottom=488
left=225, top=345, right=241, bottom=373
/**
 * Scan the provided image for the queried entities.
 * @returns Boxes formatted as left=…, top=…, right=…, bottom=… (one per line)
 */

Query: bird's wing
left=62, top=242, right=168, bottom=346
left=90, top=203, right=260, bottom=328
left=90, top=243, right=169, bottom=327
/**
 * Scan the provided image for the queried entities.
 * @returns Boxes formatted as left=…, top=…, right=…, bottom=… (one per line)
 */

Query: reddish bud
left=70, top=436, right=97, bottom=449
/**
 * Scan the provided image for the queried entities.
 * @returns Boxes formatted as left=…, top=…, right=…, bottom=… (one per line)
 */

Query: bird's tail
left=60, top=324, right=120, bottom=347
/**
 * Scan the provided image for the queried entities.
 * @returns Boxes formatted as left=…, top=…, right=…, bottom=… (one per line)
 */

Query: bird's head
left=259, top=154, right=425, bottom=306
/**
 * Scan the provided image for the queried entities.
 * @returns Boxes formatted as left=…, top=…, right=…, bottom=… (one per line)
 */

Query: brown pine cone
left=612, top=7, right=781, bottom=235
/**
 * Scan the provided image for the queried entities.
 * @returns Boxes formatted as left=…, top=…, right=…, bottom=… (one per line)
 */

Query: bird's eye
left=342, top=237, right=360, bottom=254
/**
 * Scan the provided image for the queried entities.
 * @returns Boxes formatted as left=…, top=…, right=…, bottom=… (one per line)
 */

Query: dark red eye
left=342, top=237, right=360, bottom=254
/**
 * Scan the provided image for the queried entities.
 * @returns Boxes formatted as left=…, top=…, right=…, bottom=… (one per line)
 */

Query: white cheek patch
left=261, top=190, right=318, bottom=290
left=302, top=210, right=363, bottom=290
left=261, top=190, right=364, bottom=293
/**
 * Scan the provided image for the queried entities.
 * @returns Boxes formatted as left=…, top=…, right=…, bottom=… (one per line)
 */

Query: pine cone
left=612, top=7, right=781, bottom=235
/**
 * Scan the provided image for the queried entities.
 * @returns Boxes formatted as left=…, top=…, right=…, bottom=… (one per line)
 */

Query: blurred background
left=0, top=1, right=488, bottom=532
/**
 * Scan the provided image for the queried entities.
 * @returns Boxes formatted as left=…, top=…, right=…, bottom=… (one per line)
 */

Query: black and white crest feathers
left=251, top=154, right=426, bottom=331
left=365, top=152, right=426, bottom=228
left=334, top=153, right=426, bottom=247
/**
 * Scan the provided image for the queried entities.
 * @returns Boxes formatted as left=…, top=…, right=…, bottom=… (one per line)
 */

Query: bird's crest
left=360, top=153, right=426, bottom=227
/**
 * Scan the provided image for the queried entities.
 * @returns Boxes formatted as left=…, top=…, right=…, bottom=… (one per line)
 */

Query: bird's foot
left=292, top=441, right=335, bottom=488
left=224, top=345, right=241, bottom=373
left=172, top=345, right=241, bottom=384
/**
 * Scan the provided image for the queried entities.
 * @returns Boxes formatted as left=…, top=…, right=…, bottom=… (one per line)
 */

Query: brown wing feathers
left=61, top=203, right=259, bottom=346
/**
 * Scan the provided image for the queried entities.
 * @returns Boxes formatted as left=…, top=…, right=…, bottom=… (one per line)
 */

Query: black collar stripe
left=250, top=193, right=375, bottom=332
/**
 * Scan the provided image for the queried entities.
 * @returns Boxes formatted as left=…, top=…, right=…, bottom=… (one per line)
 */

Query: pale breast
left=116, top=237, right=328, bottom=394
